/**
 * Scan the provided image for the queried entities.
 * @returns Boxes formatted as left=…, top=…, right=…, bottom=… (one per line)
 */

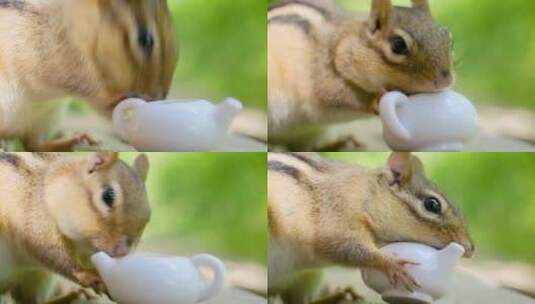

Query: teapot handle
left=379, top=92, right=412, bottom=141
left=191, top=254, right=226, bottom=302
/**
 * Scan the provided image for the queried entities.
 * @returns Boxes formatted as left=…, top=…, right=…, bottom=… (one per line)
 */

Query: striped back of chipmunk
left=268, top=0, right=348, bottom=135
left=0, top=1, right=37, bottom=18
left=0, top=0, right=29, bottom=10
left=268, top=152, right=329, bottom=186
left=0, top=153, right=54, bottom=176
left=268, top=0, right=342, bottom=36
left=0, top=153, right=35, bottom=174
left=0, top=153, right=39, bottom=229
left=268, top=153, right=333, bottom=238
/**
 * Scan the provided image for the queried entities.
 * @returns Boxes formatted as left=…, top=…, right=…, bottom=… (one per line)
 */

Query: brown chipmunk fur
left=268, top=0, right=454, bottom=150
left=0, top=0, right=178, bottom=151
left=268, top=152, right=473, bottom=303
left=0, top=152, right=151, bottom=303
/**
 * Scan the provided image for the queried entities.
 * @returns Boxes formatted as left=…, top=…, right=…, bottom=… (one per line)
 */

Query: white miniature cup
left=112, top=98, right=243, bottom=151
left=379, top=90, right=478, bottom=151
left=361, top=242, right=465, bottom=304
left=91, top=252, right=226, bottom=304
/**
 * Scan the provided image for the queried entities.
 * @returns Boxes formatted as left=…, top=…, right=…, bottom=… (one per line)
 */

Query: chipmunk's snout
left=462, top=241, right=475, bottom=258
left=111, top=245, right=129, bottom=257
left=104, top=236, right=132, bottom=257
left=440, top=69, right=452, bottom=81
left=126, top=90, right=168, bottom=102
left=107, top=89, right=168, bottom=111
left=434, top=69, right=454, bottom=90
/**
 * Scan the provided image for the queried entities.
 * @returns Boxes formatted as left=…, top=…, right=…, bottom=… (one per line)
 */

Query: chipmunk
left=268, top=152, right=474, bottom=303
left=0, top=0, right=178, bottom=151
left=0, top=152, right=151, bottom=303
left=268, top=0, right=454, bottom=150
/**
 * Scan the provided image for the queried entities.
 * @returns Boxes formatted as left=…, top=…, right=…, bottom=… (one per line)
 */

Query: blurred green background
left=169, top=0, right=267, bottom=110
left=337, top=0, right=535, bottom=110
left=324, top=152, right=535, bottom=265
left=121, top=153, right=267, bottom=265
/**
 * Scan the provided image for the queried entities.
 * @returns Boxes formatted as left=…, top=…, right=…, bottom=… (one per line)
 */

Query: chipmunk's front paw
left=73, top=270, right=105, bottom=292
left=59, top=133, right=99, bottom=150
left=72, top=133, right=98, bottom=146
left=383, top=257, right=420, bottom=292
left=37, top=133, right=99, bottom=152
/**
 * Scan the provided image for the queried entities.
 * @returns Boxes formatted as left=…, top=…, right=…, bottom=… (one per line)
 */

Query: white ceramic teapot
left=361, top=242, right=465, bottom=304
left=112, top=98, right=243, bottom=151
left=379, top=90, right=478, bottom=151
left=91, top=252, right=226, bottom=304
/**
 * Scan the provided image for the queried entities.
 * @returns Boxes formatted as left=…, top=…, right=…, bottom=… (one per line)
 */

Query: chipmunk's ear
left=385, top=152, right=424, bottom=186
left=369, top=0, right=393, bottom=34
left=133, top=154, right=150, bottom=182
left=410, top=154, right=426, bottom=176
left=411, top=0, right=431, bottom=15
left=88, top=152, right=119, bottom=174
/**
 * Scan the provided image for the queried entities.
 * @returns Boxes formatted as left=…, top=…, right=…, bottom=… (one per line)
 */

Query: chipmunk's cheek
left=383, top=71, right=421, bottom=94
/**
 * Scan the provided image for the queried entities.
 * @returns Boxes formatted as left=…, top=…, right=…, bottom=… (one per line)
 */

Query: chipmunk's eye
left=101, top=186, right=116, bottom=208
left=424, top=197, right=442, bottom=215
left=138, top=26, right=154, bottom=56
left=390, top=35, right=409, bottom=56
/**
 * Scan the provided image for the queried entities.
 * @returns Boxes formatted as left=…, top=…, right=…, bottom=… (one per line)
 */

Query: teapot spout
left=91, top=251, right=115, bottom=278
left=214, top=98, right=243, bottom=129
left=435, top=243, right=465, bottom=270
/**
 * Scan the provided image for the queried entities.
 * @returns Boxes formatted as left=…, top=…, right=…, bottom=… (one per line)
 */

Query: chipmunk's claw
left=30, top=133, right=100, bottom=152
left=73, top=270, right=105, bottom=291
left=384, top=257, right=421, bottom=292
left=64, top=133, right=99, bottom=149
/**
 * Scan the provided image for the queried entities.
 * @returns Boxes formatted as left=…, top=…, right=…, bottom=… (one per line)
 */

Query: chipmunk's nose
left=435, top=69, right=453, bottom=89
left=111, top=245, right=129, bottom=257
left=128, top=90, right=167, bottom=102
left=110, top=237, right=131, bottom=257
left=462, top=240, right=475, bottom=258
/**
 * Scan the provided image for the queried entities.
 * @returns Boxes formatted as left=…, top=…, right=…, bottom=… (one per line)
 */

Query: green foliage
left=434, top=0, right=535, bottom=110
left=169, top=0, right=267, bottom=110
left=323, top=153, right=535, bottom=265
left=121, top=153, right=267, bottom=264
